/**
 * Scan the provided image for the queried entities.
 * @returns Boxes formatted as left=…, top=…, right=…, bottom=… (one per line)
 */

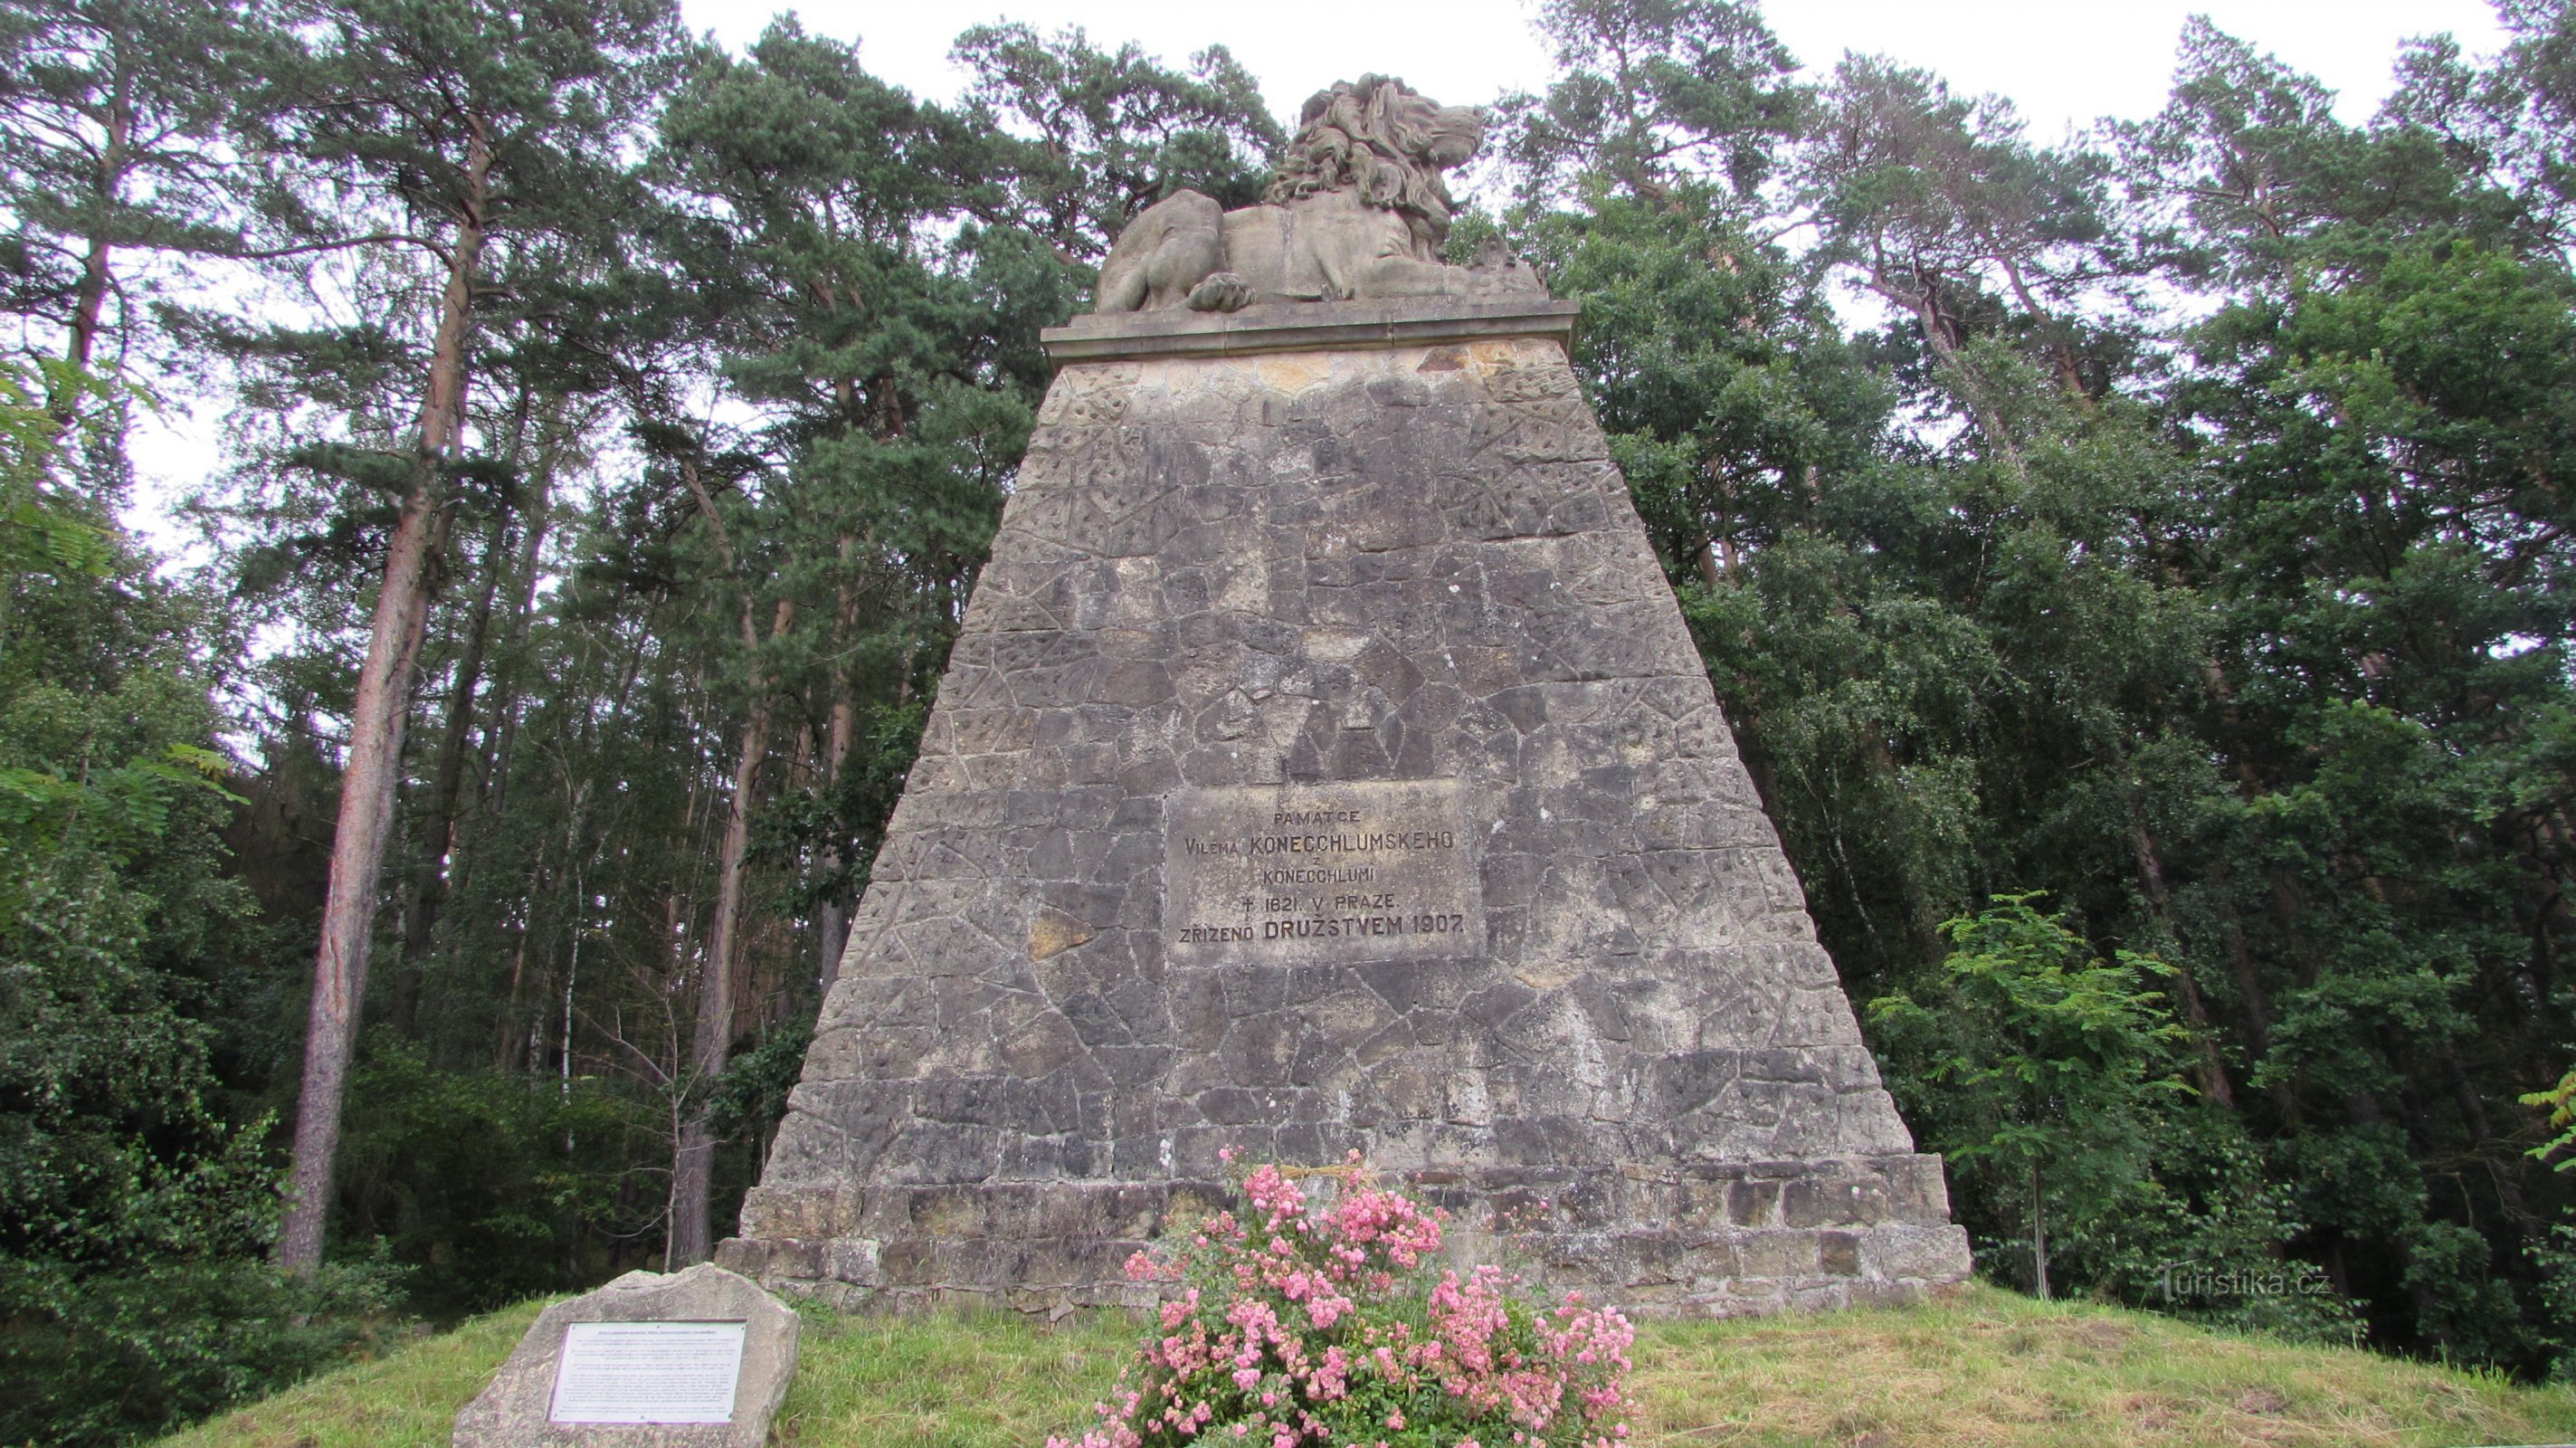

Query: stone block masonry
left=716, top=297, right=1972, bottom=1316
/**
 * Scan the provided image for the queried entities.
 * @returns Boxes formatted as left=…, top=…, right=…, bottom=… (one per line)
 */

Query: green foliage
left=0, top=1256, right=394, bottom=1448
left=331, top=1040, right=663, bottom=1319
left=1873, top=902, right=2352, bottom=1341
left=758, top=696, right=926, bottom=912
left=0, top=363, right=110, bottom=578
left=703, top=1015, right=811, bottom=1141
left=0, top=361, right=397, bottom=1443
left=1870, top=899, right=2191, bottom=1293
left=0, top=364, right=252, bottom=1267
left=952, top=23, right=1282, bottom=259
left=2524, top=1068, right=2576, bottom=1172
left=0, top=0, right=272, bottom=389
left=1500, top=0, right=1807, bottom=203
left=1489, top=0, right=2576, bottom=1373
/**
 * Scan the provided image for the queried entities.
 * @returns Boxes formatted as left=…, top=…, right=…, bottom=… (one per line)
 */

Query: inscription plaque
left=1165, top=780, right=1482, bottom=965
left=547, top=1320, right=746, bottom=1425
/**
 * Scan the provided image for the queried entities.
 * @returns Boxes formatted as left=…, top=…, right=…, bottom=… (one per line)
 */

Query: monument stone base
left=717, top=297, right=1973, bottom=1318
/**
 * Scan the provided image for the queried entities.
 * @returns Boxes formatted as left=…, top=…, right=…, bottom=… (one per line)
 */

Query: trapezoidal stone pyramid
left=718, top=294, right=1972, bottom=1316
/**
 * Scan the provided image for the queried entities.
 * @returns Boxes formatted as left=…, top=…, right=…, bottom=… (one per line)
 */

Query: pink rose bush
left=1049, top=1151, right=1634, bottom=1448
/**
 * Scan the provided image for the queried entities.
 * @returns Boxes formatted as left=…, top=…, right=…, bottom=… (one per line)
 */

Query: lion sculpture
left=1093, top=75, right=1541, bottom=314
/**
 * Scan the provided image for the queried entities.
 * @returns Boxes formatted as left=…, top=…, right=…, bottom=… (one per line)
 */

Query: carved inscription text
left=1164, top=780, right=1483, bottom=965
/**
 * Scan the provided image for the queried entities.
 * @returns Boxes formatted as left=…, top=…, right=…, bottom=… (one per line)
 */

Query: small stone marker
left=454, top=1262, right=796, bottom=1448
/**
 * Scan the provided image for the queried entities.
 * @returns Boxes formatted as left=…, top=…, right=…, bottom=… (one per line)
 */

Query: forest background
left=6, top=0, right=2576, bottom=1443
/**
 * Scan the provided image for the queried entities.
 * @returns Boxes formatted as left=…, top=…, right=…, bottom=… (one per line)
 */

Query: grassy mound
left=159, top=1284, right=2576, bottom=1448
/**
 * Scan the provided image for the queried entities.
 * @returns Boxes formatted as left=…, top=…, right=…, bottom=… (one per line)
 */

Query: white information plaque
left=547, top=1320, right=746, bottom=1425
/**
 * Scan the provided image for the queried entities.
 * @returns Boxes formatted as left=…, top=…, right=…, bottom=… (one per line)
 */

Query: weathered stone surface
left=453, top=1263, right=798, bottom=1448
left=718, top=300, right=1972, bottom=1317
left=1047, top=295, right=1581, bottom=365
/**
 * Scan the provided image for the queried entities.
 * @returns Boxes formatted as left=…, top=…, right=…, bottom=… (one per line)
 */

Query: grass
left=1629, top=1286, right=2576, bottom=1447
left=155, top=1300, right=546, bottom=1448
left=153, top=1300, right=1138, bottom=1448
left=160, top=1283, right=2576, bottom=1448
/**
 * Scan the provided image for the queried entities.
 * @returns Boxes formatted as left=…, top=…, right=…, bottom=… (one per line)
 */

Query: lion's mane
left=1260, top=75, right=1467, bottom=247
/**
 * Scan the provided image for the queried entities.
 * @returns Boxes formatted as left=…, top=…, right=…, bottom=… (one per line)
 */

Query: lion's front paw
left=1185, top=272, right=1253, bottom=312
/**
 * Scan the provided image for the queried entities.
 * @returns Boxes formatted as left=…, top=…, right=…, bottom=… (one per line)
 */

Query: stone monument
left=453, top=1263, right=798, bottom=1448
left=718, top=76, right=1972, bottom=1316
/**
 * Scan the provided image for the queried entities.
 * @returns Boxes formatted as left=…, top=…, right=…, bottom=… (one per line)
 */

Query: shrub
left=0, top=1254, right=398, bottom=1447
left=1053, top=1153, right=1632, bottom=1448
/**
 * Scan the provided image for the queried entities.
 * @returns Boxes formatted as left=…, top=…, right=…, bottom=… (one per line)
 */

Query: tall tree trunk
left=2127, top=813, right=2237, bottom=1107
left=1867, top=253, right=2028, bottom=486
left=813, top=537, right=862, bottom=996
left=664, top=447, right=792, bottom=1264
left=473, top=462, right=556, bottom=838
left=1991, top=252, right=2090, bottom=405
left=411, top=397, right=564, bottom=986
left=813, top=690, right=857, bottom=996
left=65, top=234, right=114, bottom=384
left=275, top=470, right=452, bottom=1272
left=668, top=594, right=794, bottom=1266
left=389, top=509, right=506, bottom=1037
left=497, top=901, right=534, bottom=1073
left=1858, top=729, right=1945, bottom=965
left=2029, top=1162, right=2049, bottom=1300
left=53, top=56, right=129, bottom=422
left=1693, top=539, right=1721, bottom=589
left=275, top=130, right=489, bottom=1275
left=67, top=63, right=128, bottom=373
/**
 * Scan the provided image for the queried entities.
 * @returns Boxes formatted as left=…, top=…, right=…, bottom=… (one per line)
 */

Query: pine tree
left=252, top=0, right=684, bottom=1275
left=0, top=0, right=267, bottom=406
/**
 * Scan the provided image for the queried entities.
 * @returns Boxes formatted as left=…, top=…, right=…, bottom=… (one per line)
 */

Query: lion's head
left=1261, top=76, right=1483, bottom=246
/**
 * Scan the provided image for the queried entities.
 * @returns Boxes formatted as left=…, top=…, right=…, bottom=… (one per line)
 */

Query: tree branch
left=221, top=232, right=456, bottom=268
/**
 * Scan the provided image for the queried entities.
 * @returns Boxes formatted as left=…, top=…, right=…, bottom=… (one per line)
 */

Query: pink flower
left=1064, top=1159, right=1629, bottom=1448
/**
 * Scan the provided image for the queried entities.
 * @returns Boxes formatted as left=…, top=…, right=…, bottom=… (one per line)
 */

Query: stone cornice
left=1041, top=295, right=1582, bottom=365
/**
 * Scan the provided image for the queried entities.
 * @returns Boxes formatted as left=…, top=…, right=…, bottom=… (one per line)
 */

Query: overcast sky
left=673, top=0, right=2510, bottom=142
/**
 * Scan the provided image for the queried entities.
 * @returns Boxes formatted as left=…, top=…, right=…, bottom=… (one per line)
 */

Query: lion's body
left=1220, top=189, right=1449, bottom=303
left=1098, top=187, right=1446, bottom=312
left=1092, top=76, right=1539, bottom=316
